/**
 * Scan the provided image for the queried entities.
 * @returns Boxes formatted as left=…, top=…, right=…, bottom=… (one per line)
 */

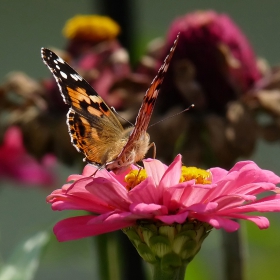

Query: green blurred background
left=0, top=1, right=279, bottom=279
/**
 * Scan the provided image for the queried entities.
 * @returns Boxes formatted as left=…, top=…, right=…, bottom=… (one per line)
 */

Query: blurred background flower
left=137, top=10, right=280, bottom=170
left=0, top=126, right=57, bottom=186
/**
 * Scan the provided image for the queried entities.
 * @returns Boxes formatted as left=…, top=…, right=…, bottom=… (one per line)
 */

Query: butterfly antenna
left=148, top=104, right=195, bottom=128
left=111, top=107, right=134, bottom=126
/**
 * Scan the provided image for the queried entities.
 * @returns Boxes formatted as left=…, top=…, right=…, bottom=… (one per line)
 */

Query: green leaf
left=0, top=230, right=51, bottom=280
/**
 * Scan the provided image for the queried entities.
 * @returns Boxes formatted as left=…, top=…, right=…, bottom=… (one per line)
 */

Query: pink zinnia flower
left=0, top=126, right=57, bottom=186
left=47, top=154, right=280, bottom=242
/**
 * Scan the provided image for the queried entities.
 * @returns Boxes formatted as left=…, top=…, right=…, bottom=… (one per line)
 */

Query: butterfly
left=41, top=35, right=178, bottom=174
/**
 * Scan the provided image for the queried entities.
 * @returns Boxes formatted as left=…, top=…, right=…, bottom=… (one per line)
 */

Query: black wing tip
left=41, top=47, right=52, bottom=54
left=41, top=47, right=48, bottom=58
left=41, top=48, right=51, bottom=63
left=41, top=48, right=58, bottom=64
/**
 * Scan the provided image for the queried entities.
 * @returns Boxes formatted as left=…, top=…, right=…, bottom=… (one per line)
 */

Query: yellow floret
left=125, top=169, right=147, bottom=190
left=124, top=165, right=211, bottom=191
left=180, top=166, right=212, bottom=184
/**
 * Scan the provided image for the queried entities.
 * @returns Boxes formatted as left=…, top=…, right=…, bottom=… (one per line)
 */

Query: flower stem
left=152, top=264, right=187, bottom=280
left=222, top=228, right=244, bottom=280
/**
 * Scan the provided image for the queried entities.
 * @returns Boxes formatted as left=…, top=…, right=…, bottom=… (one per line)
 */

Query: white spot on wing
left=56, top=65, right=60, bottom=70
left=60, top=71, right=67, bottom=79
left=56, top=57, right=65, bottom=64
left=70, top=73, right=82, bottom=81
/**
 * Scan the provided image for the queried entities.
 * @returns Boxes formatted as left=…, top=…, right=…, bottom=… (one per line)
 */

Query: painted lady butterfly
left=41, top=35, right=178, bottom=174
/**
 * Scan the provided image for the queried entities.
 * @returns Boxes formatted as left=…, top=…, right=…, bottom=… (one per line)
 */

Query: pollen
left=125, top=169, right=147, bottom=191
left=180, top=166, right=212, bottom=184
left=63, top=15, right=121, bottom=42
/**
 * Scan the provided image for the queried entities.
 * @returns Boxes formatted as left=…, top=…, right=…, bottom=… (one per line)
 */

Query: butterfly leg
left=148, top=142, right=156, bottom=159
left=127, top=166, right=143, bottom=191
left=89, top=165, right=105, bottom=177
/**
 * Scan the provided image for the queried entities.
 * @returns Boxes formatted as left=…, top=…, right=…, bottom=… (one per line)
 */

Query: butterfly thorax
left=105, top=127, right=150, bottom=174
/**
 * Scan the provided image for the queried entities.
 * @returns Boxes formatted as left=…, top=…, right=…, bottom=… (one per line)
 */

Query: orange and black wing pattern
left=41, top=48, right=124, bottom=167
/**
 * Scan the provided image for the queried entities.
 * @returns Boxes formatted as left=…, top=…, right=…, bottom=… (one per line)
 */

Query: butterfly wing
left=41, top=48, right=124, bottom=167
left=131, top=35, right=179, bottom=139
left=109, top=35, right=179, bottom=167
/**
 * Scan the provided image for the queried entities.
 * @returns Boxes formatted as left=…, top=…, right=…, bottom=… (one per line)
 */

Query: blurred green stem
left=96, top=233, right=121, bottom=280
left=222, top=228, right=244, bottom=280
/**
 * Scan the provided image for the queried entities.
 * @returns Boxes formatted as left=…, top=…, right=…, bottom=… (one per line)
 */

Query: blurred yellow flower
left=63, top=15, right=120, bottom=42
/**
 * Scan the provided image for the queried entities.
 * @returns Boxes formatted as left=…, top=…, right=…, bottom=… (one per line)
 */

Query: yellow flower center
left=63, top=15, right=120, bottom=42
left=180, top=166, right=212, bottom=184
left=125, top=169, right=147, bottom=191
left=124, top=166, right=211, bottom=190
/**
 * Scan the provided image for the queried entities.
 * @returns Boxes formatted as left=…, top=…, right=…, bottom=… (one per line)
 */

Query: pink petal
left=225, top=214, right=270, bottom=229
left=205, top=171, right=239, bottom=200
left=47, top=191, right=110, bottom=213
left=128, top=177, right=160, bottom=204
left=191, top=213, right=240, bottom=232
left=47, top=179, right=111, bottom=213
left=161, top=181, right=214, bottom=210
left=159, top=154, right=182, bottom=190
left=229, top=161, right=280, bottom=185
left=67, top=174, right=84, bottom=182
left=186, top=202, right=218, bottom=213
left=233, top=182, right=278, bottom=195
left=228, top=160, right=255, bottom=172
left=67, top=165, right=123, bottom=183
left=86, top=177, right=131, bottom=210
left=162, top=183, right=187, bottom=211
left=81, top=164, right=98, bottom=176
left=143, top=158, right=168, bottom=185
left=213, top=195, right=251, bottom=211
left=221, top=195, right=280, bottom=214
left=129, top=203, right=168, bottom=217
left=180, top=183, right=216, bottom=207
left=54, top=212, right=135, bottom=241
left=156, top=211, right=189, bottom=224
left=210, top=167, right=228, bottom=183
left=65, top=178, right=95, bottom=195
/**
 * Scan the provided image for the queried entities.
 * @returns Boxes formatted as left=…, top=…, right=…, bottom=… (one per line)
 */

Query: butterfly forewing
left=41, top=48, right=124, bottom=166
left=41, top=48, right=123, bottom=129
left=130, top=35, right=179, bottom=139
left=110, top=35, right=180, bottom=165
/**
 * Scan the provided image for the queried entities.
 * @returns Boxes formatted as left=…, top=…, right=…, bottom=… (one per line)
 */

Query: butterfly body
left=41, top=35, right=178, bottom=174
left=105, top=127, right=150, bottom=173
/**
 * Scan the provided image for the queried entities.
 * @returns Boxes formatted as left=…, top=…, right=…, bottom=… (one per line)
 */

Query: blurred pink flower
left=74, top=40, right=131, bottom=104
left=47, top=154, right=280, bottom=241
left=0, top=126, right=57, bottom=186
left=161, top=10, right=262, bottom=112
